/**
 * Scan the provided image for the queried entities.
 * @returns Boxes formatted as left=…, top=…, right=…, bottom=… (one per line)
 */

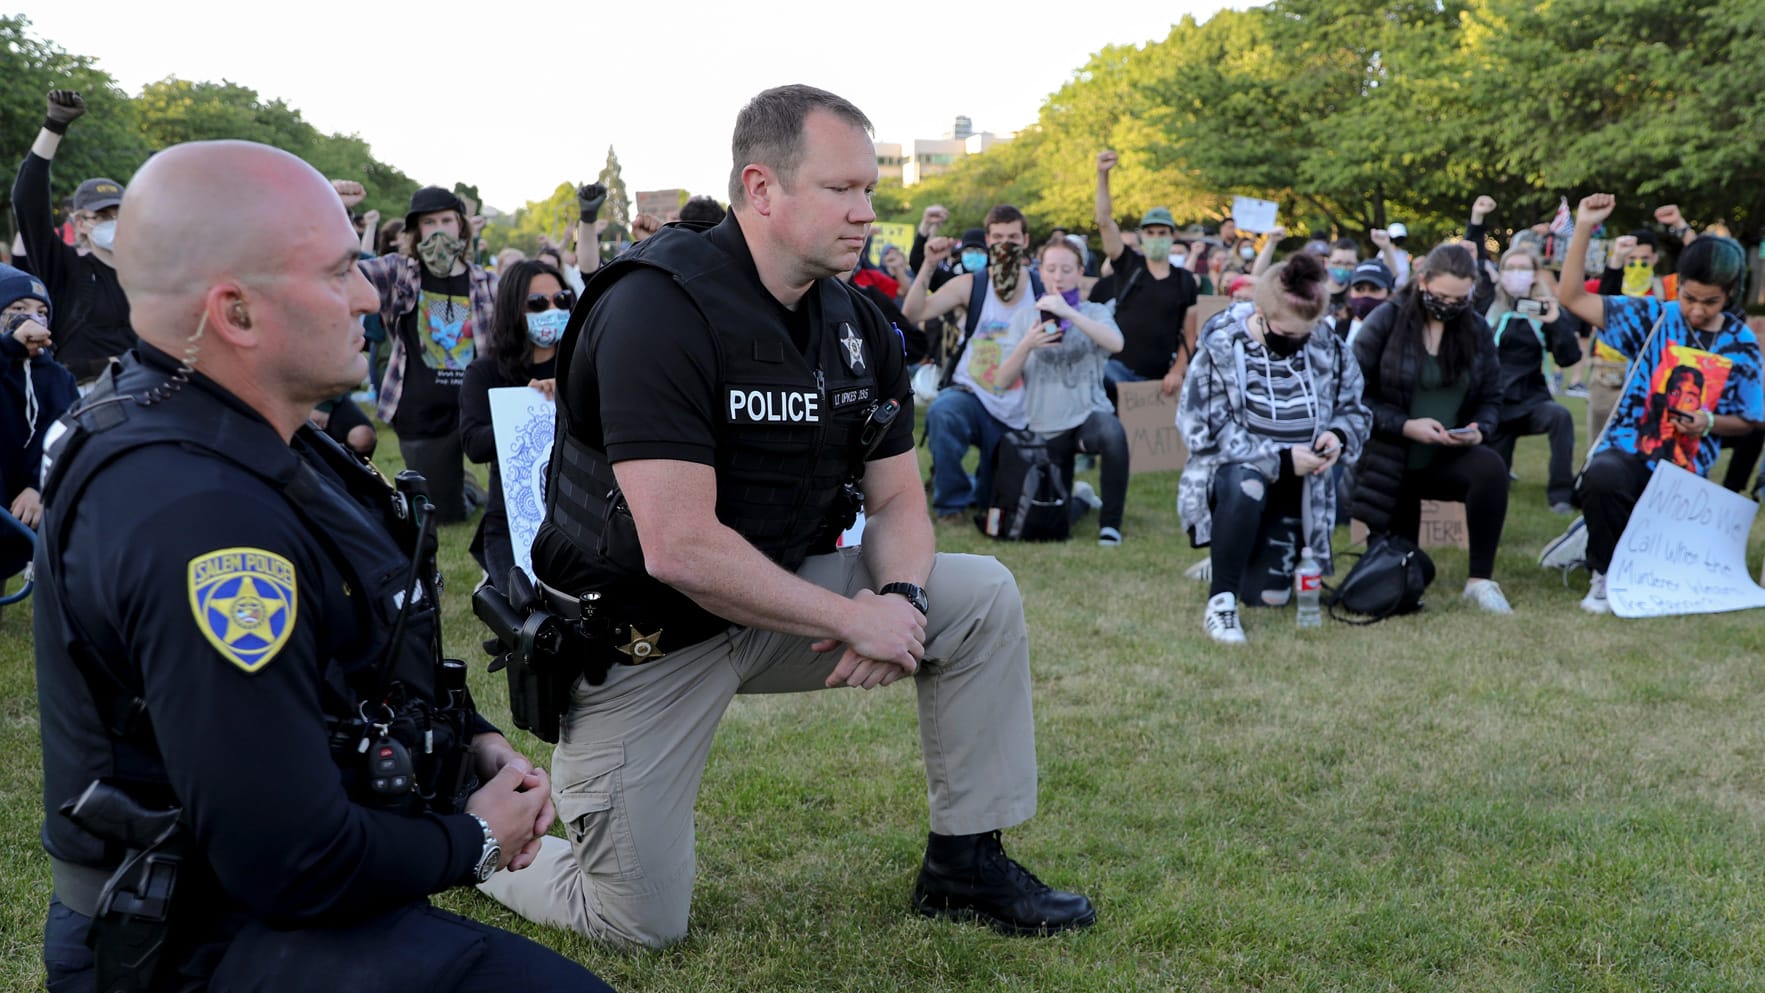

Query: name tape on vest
left=727, top=387, right=820, bottom=424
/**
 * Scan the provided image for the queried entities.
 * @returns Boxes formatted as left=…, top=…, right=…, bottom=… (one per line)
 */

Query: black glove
left=44, top=90, right=86, bottom=134
left=577, top=183, right=608, bottom=223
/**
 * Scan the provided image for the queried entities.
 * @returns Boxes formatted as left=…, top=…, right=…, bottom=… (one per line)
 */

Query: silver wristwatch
left=467, top=813, right=501, bottom=884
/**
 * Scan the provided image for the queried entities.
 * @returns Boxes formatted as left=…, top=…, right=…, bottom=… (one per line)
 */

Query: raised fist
left=577, top=182, right=608, bottom=222
left=1471, top=195, right=1497, bottom=221
left=1369, top=228, right=1391, bottom=248
left=1576, top=193, right=1616, bottom=228
left=1609, top=234, right=1638, bottom=265
left=46, top=90, right=86, bottom=126
left=1653, top=203, right=1686, bottom=229
left=1096, top=150, right=1119, bottom=174
left=923, top=236, right=954, bottom=265
left=331, top=180, right=367, bottom=207
left=919, top=204, right=948, bottom=235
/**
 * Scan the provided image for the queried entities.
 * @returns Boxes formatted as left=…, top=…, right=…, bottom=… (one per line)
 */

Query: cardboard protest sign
left=634, top=189, right=685, bottom=223
left=867, top=223, right=915, bottom=266
left=1115, top=380, right=1187, bottom=474
left=1231, top=196, right=1278, bottom=234
left=1607, top=462, right=1765, bottom=617
left=488, top=386, right=557, bottom=583
left=1350, top=502, right=1470, bottom=550
left=1192, top=294, right=1230, bottom=331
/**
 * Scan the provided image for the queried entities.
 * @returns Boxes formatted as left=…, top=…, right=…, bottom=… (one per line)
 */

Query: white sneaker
left=1539, top=516, right=1587, bottom=571
left=1097, top=526, right=1122, bottom=546
left=1580, top=571, right=1611, bottom=614
left=1463, top=579, right=1513, bottom=614
left=1203, top=592, right=1247, bottom=644
left=1183, top=558, right=1213, bottom=582
left=1072, top=480, right=1103, bottom=512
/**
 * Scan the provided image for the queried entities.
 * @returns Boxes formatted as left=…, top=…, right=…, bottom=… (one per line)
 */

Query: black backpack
left=978, top=430, right=1074, bottom=541
left=1326, top=534, right=1436, bottom=623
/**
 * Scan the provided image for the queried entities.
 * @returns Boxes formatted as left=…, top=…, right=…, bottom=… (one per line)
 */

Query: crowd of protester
left=4, top=90, right=1763, bottom=642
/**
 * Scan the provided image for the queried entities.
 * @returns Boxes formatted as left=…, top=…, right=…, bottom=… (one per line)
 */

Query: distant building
left=882, top=116, right=1016, bottom=187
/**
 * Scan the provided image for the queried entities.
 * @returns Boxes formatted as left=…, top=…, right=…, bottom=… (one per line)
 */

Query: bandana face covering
left=418, top=230, right=466, bottom=278
left=1622, top=258, right=1654, bottom=297
left=989, top=242, right=1022, bottom=299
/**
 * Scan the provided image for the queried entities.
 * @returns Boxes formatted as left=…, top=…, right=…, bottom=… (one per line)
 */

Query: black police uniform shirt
left=572, top=233, right=913, bottom=474
left=36, top=345, right=484, bottom=921
left=541, top=220, right=914, bottom=587
left=1089, top=245, right=1198, bottom=379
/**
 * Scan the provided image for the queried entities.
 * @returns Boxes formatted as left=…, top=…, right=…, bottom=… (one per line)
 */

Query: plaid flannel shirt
left=359, top=253, right=498, bottom=423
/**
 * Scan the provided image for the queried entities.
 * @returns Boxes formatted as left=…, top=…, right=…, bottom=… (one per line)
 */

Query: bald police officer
left=33, top=140, right=612, bottom=993
left=480, top=84, right=1095, bottom=948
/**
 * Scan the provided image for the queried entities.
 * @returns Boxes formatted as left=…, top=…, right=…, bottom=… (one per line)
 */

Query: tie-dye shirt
left=1594, top=296, right=1763, bottom=476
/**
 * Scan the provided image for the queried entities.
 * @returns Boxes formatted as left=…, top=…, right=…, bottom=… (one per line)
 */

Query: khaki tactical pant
left=479, top=548, right=1039, bottom=948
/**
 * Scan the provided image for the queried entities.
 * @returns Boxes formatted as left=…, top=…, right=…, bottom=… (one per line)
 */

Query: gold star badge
left=617, top=627, right=666, bottom=663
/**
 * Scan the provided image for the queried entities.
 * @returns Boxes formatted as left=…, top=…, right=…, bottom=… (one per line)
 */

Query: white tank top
left=952, top=273, right=1037, bottom=429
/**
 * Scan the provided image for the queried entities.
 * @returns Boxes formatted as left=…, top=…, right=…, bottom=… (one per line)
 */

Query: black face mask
left=1263, top=329, right=1308, bottom=358
left=1348, top=294, right=1384, bottom=320
left=1421, top=291, right=1468, bottom=322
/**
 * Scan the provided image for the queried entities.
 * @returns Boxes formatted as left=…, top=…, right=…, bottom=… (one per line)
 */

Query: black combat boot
left=911, top=830, right=1096, bottom=935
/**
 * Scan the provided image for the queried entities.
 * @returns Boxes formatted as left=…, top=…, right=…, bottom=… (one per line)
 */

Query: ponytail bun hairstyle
left=1253, top=249, right=1330, bottom=325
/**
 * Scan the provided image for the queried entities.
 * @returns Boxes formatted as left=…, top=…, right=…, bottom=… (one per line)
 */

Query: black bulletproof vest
left=34, top=357, right=452, bottom=865
left=542, top=221, right=883, bottom=611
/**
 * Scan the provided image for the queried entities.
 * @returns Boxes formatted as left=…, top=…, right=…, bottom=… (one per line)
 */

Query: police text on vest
left=727, top=388, right=820, bottom=423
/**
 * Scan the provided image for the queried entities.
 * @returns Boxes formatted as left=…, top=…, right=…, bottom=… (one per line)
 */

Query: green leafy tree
left=596, top=146, right=632, bottom=241
left=0, top=16, right=147, bottom=237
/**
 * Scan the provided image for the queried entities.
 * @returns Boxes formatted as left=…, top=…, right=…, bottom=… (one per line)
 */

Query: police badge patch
left=188, top=547, right=299, bottom=673
left=838, top=322, right=866, bottom=373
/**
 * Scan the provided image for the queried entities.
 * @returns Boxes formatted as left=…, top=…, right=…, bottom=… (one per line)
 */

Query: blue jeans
left=925, top=388, right=1010, bottom=515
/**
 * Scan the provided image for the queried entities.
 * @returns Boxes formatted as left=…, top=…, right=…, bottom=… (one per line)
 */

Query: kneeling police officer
left=477, top=85, right=1096, bottom=948
left=33, top=140, right=613, bottom=993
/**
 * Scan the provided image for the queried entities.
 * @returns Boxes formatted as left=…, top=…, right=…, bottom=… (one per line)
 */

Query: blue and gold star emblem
left=188, top=547, right=298, bottom=673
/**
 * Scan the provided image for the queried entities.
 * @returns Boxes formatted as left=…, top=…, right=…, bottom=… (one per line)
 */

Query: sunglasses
left=525, top=291, right=575, bottom=313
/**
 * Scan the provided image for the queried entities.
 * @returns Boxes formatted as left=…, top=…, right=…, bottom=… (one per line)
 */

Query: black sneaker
left=911, top=830, right=1096, bottom=935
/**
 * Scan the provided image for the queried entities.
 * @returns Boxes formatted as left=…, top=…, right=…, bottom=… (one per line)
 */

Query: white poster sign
left=1230, top=196, right=1279, bottom=234
left=488, top=386, right=557, bottom=584
left=1607, top=462, right=1765, bottom=618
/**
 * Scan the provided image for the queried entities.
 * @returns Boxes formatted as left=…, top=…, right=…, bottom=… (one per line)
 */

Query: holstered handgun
left=60, top=780, right=185, bottom=993
left=472, top=570, right=577, bottom=743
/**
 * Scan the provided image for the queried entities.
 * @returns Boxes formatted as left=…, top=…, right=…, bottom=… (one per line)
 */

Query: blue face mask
left=526, top=307, right=569, bottom=348
left=960, top=250, right=988, bottom=274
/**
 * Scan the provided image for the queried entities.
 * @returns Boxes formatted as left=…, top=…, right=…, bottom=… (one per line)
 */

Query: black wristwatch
left=467, top=813, right=501, bottom=884
left=879, top=582, right=929, bottom=615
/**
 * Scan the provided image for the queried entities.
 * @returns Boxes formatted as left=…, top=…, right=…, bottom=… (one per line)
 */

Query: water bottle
left=1295, top=547, right=1323, bottom=628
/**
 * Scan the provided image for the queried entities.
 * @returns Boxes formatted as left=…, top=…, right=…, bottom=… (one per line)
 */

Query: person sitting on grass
left=994, top=238, right=1130, bottom=545
left=1554, top=193, right=1765, bottom=614
left=1350, top=242, right=1514, bottom=615
left=1178, top=253, right=1370, bottom=644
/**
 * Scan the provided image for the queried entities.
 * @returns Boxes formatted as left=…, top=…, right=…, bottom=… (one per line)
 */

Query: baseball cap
left=958, top=228, right=987, bottom=251
left=0, top=264, right=53, bottom=324
left=1139, top=207, right=1176, bottom=230
left=1348, top=259, right=1395, bottom=291
left=73, top=178, right=124, bottom=213
left=1387, top=222, right=1409, bottom=240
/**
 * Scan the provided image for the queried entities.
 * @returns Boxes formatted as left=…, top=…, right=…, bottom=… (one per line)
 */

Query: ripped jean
left=1207, top=463, right=1304, bottom=602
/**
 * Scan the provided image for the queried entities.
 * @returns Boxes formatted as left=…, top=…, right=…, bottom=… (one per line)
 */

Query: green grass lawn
left=3, top=398, right=1765, bottom=991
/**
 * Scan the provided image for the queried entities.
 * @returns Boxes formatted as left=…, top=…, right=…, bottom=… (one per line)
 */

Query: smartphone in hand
left=1038, top=311, right=1064, bottom=341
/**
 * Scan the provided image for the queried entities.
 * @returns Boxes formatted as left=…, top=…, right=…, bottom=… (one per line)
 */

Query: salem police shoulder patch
left=188, top=547, right=298, bottom=673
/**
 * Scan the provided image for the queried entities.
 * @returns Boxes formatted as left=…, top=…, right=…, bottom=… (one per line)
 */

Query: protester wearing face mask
left=1352, top=243, right=1513, bottom=614
left=1088, top=151, right=1201, bottom=398
left=1324, top=239, right=1361, bottom=317
left=1480, top=248, right=1582, bottom=514
left=993, top=240, right=1131, bottom=544
left=1334, top=259, right=1395, bottom=345
left=905, top=205, right=1047, bottom=522
left=360, top=185, right=499, bottom=523
left=11, top=90, right=135, bottom=384
left=1178, top=253, right=1370, bottom=644
left=1, top=264, right=77, bottom=580
left=459, top=261, right=567, bottom=590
